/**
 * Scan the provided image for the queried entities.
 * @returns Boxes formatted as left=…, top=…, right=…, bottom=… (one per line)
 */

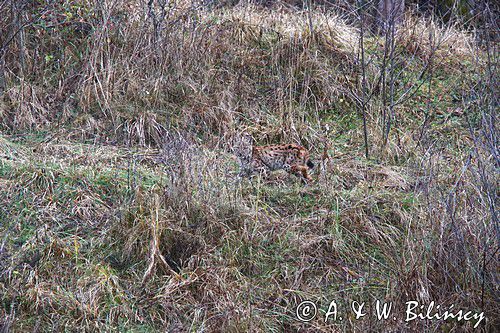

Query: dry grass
left=0, top=1, right=498, bottom=332
left=396, top=14, right=475, bottom=64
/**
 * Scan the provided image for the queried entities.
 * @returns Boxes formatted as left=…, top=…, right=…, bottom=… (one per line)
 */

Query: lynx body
left=235, top=135, right=314, bottom=182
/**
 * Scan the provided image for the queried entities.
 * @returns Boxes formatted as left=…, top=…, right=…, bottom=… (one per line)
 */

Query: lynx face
left=234, top=134, right=314, bottom=182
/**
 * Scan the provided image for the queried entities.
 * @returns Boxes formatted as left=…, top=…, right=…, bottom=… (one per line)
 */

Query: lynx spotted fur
left=235, top=134, right=314, bottom=182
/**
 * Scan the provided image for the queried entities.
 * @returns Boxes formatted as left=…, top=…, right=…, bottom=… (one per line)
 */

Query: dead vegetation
left=0, top=1, right=498, bottom=332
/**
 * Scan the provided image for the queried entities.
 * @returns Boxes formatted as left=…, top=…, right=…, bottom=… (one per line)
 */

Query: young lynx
left=235, top=134, right=315, bottom=182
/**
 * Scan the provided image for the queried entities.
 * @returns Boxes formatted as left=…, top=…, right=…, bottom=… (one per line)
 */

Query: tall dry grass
left=0, top=0, right=497, bottom=332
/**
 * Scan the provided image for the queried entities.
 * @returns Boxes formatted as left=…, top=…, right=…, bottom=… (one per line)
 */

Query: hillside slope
left=0, top=2, right=498, bottom=332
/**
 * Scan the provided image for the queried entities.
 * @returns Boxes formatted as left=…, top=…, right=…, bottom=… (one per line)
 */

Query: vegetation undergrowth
left=0, top=1, right=497, bottom=331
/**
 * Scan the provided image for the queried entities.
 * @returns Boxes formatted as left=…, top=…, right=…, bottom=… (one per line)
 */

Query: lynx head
left=233, top=132, right=254, bottom=169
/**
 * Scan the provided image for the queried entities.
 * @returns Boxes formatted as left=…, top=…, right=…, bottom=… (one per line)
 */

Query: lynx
left=234, top=134, right=315, bottom=182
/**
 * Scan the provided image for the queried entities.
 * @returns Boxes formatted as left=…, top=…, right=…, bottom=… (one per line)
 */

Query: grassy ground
left=0, top=1, right=498, bottom=332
